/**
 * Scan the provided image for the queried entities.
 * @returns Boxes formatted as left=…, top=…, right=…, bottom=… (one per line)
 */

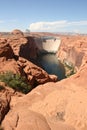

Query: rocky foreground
left=0, top=30, right=87, bottom=130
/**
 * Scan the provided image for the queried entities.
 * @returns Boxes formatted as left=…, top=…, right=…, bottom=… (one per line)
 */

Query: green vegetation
left=0, top=71, right=32, bottom=94
left=63, top=59, right=76, bottom=77
left=0, top=126, right=4, bottom=130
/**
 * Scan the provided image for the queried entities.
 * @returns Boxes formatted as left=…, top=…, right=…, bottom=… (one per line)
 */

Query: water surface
left=37, top=54, right=65, bottom=80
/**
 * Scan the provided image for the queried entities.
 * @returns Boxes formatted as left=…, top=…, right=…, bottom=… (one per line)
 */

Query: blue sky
left=0, top=0, right=87, bottom=33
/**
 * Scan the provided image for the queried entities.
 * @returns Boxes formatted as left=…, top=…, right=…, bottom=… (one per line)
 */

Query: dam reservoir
left=37, top=53, right=65, bottom=80
left=34, top=36, right=65, bottom=80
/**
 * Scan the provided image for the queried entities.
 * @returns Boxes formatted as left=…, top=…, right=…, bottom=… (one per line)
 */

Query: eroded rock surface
left=2, top=62, right=87, bottom=130
left=11, top=29, right=24, bottom=36
left=0, top=38, right=14, bottom=59
left=2, top=109, right=51, bottom=130
left=17, top=57, right=57, bottom=86
left=7, top=36, right=28, bottom=56
left=0, top=34, right=57, bottom=87
left=0, top=59, right=22, bottom=74
left=0, top=82, right=14, bottom=123
left=0, top=33, right=87, bottom=130
left=57, top=35, right=87, bottom=69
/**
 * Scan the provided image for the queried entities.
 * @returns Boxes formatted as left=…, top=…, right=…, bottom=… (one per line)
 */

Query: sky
left=0, top=0, right=87, bottom=33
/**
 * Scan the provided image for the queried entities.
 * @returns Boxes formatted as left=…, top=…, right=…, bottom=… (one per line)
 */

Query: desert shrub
left=63, top=59, right=76, bottom=77
left=56, top=111, right=65, bottom=121
left=0, top=71, right=32, bottom=94
left=0, top=126, right=4, bottom=130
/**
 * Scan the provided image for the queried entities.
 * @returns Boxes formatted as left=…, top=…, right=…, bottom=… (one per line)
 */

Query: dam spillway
left=34, top=36, right=61, bottom=54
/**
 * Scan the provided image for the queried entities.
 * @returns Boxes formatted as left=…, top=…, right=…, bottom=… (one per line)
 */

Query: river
left=36, top=53, right=65, bottom=80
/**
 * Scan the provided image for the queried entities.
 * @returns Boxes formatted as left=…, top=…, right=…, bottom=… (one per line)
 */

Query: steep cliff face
left=19, top=36, right=38, bottom=60
left=57, top=36, right=87, bottom=70
left=0, top=33, right=57, bottom=87
left=1, top=32, right=87, bottom=130
left=0, top=38, right=14, bottom=59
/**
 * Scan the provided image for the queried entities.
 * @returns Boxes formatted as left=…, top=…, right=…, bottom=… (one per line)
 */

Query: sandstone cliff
left=0, top=32, right=87, bottom=130
left=57, top=35, right=87, bottom=70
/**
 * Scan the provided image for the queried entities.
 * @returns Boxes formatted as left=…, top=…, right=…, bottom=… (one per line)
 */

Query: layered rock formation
left=57, top=35, right=87, bottom=70
left=0, top=38, right=14, bottom=59
left=19, top=36, right=38, bottom=60
left=17, top=57, right=57, bottom=86
left=0, top=31, right=87, bottom=130
left=0, top=31, right=57, bottom=85
left=11, top=29, right=24, bottom=36
left=2, top=61, right=87, bottom=130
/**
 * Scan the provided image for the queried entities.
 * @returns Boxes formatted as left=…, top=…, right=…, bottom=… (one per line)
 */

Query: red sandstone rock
left=17, top=57, right=57, bottom=86
left=0, top=59, right=22, bottom=74
left=0, top=34, right=87, bottom=130
left=19, top=36, right=38, bottom=59
left=49, top=74, right=58, bottom=82
left=2, top=62, right=87, bottom=130
left=7, top=37, right=28, bottom=56
left=0, top=39, right=14, bottom=59
left=57, top=35, right=87, bottom=69
left=0, top=82, right=14, bottom=123
left=7, top=35, right=38, bottom=59
left=2, top=109, right=51, bottom=130
left=11, top=29, right=24, bottom=36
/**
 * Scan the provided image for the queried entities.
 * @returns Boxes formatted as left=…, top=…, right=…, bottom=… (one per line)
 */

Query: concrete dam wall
left=34, top=36, right=61, bottom=54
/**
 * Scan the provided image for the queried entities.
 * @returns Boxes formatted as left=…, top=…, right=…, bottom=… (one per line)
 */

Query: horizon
left=0, top=0, right=87, bottom=33
left=1, top=31, right=87, bottom=36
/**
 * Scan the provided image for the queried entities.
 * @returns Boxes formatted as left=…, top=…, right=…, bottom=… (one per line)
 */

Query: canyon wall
left=57, top=35, right=87, bottom=70
left=1, top=32, right=87, bottom=130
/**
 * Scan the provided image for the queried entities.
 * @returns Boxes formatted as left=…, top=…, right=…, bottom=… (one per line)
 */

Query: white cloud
left=29, top=20, right=67, bottom=31
left=68, top=21, right=87, bottom=26
left=29, top=20, right=87, bottom=32
left=0, top=20, right=4, bottom=23
left=0, top=19, right=18, bottom=24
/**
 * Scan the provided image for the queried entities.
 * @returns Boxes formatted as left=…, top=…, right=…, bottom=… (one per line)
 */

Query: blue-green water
left=37, top=54, right=65, bottom=80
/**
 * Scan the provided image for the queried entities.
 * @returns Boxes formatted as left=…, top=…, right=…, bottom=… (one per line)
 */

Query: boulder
left=0, top=38, right=14, bottom=59
left=7, top=36, right=28, bottom=56
left=0, top=82, right=13, bottom=123
left=17, top=57, right=57, bottom=86
left=2, top=109, right=51, bottom=130
left=11, top=29, right=24, bottom=36
left=0, top=59, right=22, bottom=74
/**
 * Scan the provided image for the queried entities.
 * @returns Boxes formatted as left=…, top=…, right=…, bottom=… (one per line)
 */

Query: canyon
left=0, top=30, right=87, bottom=130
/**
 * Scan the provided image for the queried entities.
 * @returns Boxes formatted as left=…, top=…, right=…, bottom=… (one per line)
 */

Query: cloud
left=0, top=19, right=18, bottom=24
left=29, top=20, right=87, bottom=32
left=29, top=20, right=67, bottom=31
left=68, top=21, right=87, bottom=26
left=0, top=20, right=4, bottom=23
